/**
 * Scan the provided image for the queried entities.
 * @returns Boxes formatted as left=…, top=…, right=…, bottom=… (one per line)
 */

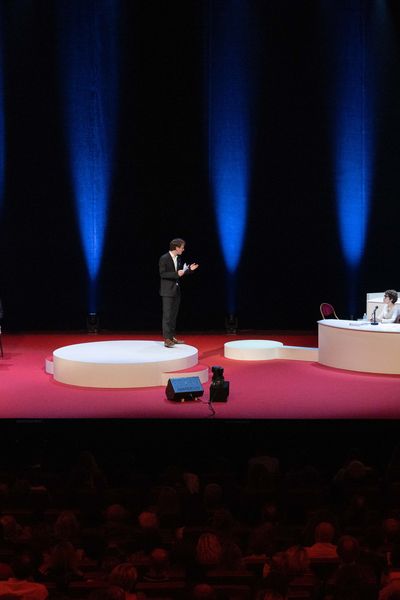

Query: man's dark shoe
left=164, top=339, right=175, bottom=348
left=172, top=337, right=185, bottom=344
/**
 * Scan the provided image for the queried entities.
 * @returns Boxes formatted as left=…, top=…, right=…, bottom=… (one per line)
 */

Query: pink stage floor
left=1, top=331, right=400, bottom=419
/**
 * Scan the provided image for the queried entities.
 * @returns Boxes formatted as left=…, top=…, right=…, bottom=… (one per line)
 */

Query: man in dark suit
left=159, top=238, right=198, bottom=348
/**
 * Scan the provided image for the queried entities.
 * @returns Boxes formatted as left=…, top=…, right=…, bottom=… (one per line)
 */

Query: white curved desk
left=318, top=319, right=400, bottom=374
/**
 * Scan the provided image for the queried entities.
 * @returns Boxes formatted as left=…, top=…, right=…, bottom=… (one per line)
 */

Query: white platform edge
left=224, top=340, right=282, bottom=361
left=45, top=357, right=54, bottom=375
left=224, top=341, right=318, bottom=362
left=279, top=346, right=319, bottom=361
left=45, top=357, right=209, bottom=387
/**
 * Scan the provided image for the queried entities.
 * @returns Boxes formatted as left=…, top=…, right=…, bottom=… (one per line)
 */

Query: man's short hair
left=170, top=238, right=185, bottom=251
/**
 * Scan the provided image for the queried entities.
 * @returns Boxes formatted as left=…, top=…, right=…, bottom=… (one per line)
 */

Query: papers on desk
left=348, top=322, right=400, bottom=332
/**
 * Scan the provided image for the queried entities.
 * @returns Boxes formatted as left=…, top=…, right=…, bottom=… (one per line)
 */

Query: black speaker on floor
left=166, top=376, right=204, bottom=401
left=210, top=380, right=229, bottom=402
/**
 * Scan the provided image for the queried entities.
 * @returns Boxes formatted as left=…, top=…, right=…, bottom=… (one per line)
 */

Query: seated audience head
left=183, top=472, right=200, bottom=494
left=314, top=521, right=335, bottom=543
left=383, top=517, right=400, bottom=543
left=195, top=533, right=222, bottom=567
left=149, top=547, right=169, bottom=568
left=144, top=547, right=170, bottom=581
left=138, top=511, right=159, bottom=530
left=109, top=563, right=138, bottom=592
left=54, top=510, right=80, bottom=541
left=105, top=504, right=129, bottom=523
left=337, top=535, right=360, bottom=564
left=0, top=516, right=19, bottom=540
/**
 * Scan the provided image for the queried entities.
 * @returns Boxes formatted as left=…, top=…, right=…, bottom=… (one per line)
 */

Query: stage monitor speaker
left=166, top=376, right=204, bottom=401
left=210, top=381, right=229, bottom=402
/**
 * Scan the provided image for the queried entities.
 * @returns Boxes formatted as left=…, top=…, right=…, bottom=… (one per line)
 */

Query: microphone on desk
left=371, top=305, right=379, bottom=325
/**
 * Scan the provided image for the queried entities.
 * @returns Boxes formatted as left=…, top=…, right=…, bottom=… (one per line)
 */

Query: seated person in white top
left=378, top=290, right=400, bottom=323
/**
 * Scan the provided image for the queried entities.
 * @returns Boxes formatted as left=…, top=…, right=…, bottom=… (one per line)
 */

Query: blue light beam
left=58, top=0, right=119, bottom=311
left=0, top=18, right=5, bottom=215
left=207, top=0, right=256, bottom=312
left=328, top=0, right=375, bottom=270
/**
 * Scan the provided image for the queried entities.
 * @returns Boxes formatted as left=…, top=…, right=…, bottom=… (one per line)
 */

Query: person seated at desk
left=378, top=290, right=400, bottom=323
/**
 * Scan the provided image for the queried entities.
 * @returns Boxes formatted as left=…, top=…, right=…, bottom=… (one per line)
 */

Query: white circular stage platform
left=51, top=340, right=208, bottom=388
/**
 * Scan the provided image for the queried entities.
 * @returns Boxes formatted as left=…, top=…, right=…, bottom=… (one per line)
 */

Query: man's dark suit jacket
left=159, top=252, right=180, bottom=297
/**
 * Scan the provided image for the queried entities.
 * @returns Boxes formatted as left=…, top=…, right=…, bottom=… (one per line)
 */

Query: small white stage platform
left=47, top=341, right=209, bottom=388
left=224, top=339, right=318, bottom=361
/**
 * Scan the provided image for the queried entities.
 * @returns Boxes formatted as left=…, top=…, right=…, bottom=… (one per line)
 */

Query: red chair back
left=320, top=303, right=338, bottom=319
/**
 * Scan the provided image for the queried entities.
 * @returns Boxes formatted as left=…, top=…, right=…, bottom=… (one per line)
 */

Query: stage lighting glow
left=329, top=0, right=374, bottom=270
left=207, top=1, right=256, bottom=312
left=0, top=40, right=4, bottom=214
left=58, top=0, right=119, bottom=311
left=334, top=71, right=373, bottom=270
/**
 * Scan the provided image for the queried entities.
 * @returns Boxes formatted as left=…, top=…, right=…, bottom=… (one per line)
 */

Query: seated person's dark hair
left=385, top=289, right=398, bottom=304
left=337, top=535, right=360, bottom=564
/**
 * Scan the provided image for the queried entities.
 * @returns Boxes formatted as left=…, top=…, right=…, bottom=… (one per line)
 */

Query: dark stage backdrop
left=1, top=0, right=400, bottom=332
